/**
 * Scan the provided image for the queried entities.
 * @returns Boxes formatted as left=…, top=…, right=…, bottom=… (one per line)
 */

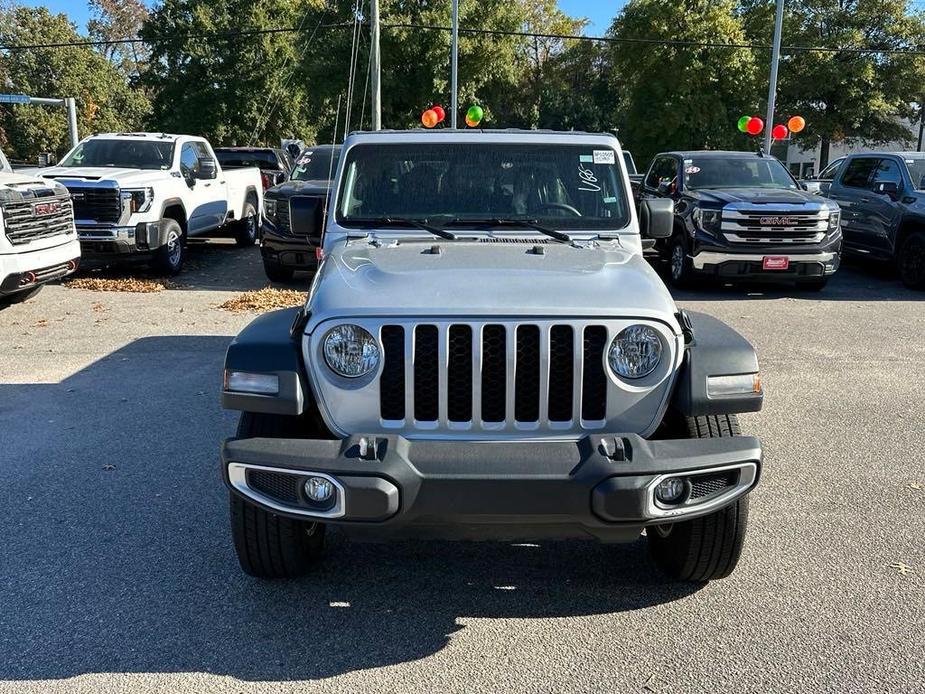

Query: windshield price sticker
left=579, top=154, right=594, bottom=163
left=297, top=151, right=314, bottom=164
left=593, top=150, right=615, bottom=165
left=603, top=196, right=618, bottom=203
left=685, top=166, right=701, bottom=174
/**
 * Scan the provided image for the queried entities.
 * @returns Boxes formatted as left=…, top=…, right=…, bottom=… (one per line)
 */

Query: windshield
left=60, top=139, right=175, bottom=170
left=904, top=158, right=925, bottom=190
left=336, top=142, right=629, bottom=230
left=684, top=156, right=797, bottom=190
left=291, top=147, right=341, bottom=182
left=216, top=150, right=280, bottom=170
left=0, top=148, right=10, bottom=173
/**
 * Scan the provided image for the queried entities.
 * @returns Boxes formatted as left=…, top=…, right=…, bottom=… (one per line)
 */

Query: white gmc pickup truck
left=39, top=133, right=263, bottom=275
left=0, top=147, right=80, bottom=307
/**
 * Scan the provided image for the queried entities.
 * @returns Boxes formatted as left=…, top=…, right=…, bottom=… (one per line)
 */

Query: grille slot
left=2, top=197, right=74, bottom=246
left=689, top=470, right=739, bottom=499
left=67, top=186, right=122, bottom=223
left=548, top=325, right=574, bottom=421
left=379, top=326, right=405, bottom=420
left=447, top=325, right=473, bottom=422
left=581, top=326, right=608, bottom=421
left=414, top=325, right=439, bottom=421
left=515, top=325, right=540, bottom=422
left=481, top=325, right=507, bottom=423
left=247, top=469, right=300, bottom=504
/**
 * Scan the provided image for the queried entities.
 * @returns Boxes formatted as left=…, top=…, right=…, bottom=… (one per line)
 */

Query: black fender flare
left=670, top=311, right=763, bottom=416
left=222, top=307, right=310, bottom=415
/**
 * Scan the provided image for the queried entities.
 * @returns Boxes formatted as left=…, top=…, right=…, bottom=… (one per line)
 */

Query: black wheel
left=230, top=412, right=325, bottom=579
left=263, top=259, right=295, bottom=283
left=667, top=235, right=697, bottom=289
left=153, top=219, right=185, bottom=276
left=235, top=199, right=259, bottom=247
left=647, top=414, right=750, bottom=582
left=897, top=231, right=925, bottom=289
left=0, top=284, right=43, bottom=308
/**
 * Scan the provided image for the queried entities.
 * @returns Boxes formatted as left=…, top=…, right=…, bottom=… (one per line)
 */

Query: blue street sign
left=0, top=94, right=30, bottom=104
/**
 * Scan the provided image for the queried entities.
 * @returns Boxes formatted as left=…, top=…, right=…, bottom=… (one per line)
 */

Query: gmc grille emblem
left=759, top=216, right=797, bottom=226
left=32, top=201, right=62, bottom=217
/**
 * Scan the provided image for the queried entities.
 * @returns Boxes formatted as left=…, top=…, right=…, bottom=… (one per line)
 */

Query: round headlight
left=322, top=324, right=380, bottom=378
left=608, top=325, right=662, bottom=379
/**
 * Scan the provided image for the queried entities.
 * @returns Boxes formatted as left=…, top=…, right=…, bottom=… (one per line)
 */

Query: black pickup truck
left=637, top=150, right=843, bottom=290
left=821, top=152, right=925, bottom=288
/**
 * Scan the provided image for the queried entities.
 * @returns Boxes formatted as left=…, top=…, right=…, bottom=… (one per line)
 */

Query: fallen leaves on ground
left=65, top=277, right=172, bottom=293
left=216, top=287, right=306, bottom=313
left=907, top=481, right=922, bottom=491
left=890, top=562, right=913, bottom=576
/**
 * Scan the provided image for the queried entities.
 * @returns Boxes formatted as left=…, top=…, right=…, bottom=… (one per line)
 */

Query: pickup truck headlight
left=693, top=208, right=722, bottom=236
left=608, top=325, right=662, bottom=379
left=264, top=198, right=278, bottom=220
left=828, top=210, right=841, bottom=231
left=122, top=188, right=154, bottom=213
left=323, top=324, right=380, bottom=378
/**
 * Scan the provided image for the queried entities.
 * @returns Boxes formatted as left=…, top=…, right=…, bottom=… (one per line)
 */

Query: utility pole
left=370, top=0, right=381, bottom=130
left=451, top=0, right=459, bottom=129
left=763, top=0, right=785, bottom=154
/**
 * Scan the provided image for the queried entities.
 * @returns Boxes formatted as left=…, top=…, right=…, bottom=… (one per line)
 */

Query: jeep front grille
left=377, top=322, right=612, bottom=428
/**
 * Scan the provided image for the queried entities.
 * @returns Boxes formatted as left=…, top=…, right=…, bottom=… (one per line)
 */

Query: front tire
left=153, top=219, right=185, bottom=276
left=263, top=259, right=295, bottom=283
left=897, top=231, right=925, bottom=289
left=647, top=414, right=750, bottom=582
left=235, top=199, right=259, bottom=247
left=668, top=235, right=697, bottom=289
left=229, top=412, right=325, bottom=578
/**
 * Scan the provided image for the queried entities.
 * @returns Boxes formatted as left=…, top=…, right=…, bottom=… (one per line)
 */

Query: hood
left=267, top=179, right=331, bottom=197
left=688, top=187, right=833, bottom=207
left=0, top=170, right=46, bottom=188
left=38, top=166, right=167, bottom=186
left=306, top=238, right=679, bottom=330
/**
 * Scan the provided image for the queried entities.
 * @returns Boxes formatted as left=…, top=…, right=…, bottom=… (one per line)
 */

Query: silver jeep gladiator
left=221, top=130, right=764, bottom=582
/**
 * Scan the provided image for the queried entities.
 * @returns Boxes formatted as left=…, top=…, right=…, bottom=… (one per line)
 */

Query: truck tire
left=234, top=199, right=259, bottom=247
left=897, top=231, right=925, bottom=289
left=668, top=235, right=697, bottom=289
left=153, top=219, right=185, bottom=276
left=229, top=412, right=325, bottom=579
left=263, top=259, right=295, bottom=283
left=647, top=414, right=750, bottom=582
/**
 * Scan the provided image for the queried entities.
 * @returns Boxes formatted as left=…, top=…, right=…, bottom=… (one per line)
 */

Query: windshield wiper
left=347, top=216, right=457, bottom=240
left=447, top=217, right=573, bottom=244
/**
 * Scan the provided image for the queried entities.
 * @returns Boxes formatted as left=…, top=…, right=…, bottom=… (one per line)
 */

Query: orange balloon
left=787, top=115, right=805, bottom=133
left=421, top=109, right=439, bottom=128
left=465, top=116, right=479, bottom=128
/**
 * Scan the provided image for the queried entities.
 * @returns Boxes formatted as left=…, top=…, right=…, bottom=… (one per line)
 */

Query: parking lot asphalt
left=0, top=240, right=923, bottom=694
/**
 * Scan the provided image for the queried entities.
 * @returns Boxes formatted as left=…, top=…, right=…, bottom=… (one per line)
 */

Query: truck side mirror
left=874, top=181, right=899, bottom=200
left=197, top=158, right=218, bottom=180
left=639, top=198, right=674, bottom=239
left=290, top=195, right=326, bottom=246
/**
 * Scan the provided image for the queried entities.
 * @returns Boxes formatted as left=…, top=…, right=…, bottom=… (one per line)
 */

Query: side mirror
left=197, top=158, right=218, bottom=180
left=656, top=180, right=673, bottom=195
left=639, top=198, right=674, bottom=239
left=874, top=181, right=899, bottom=200
left=799, top=182, right=809, bottom=191
left=290, top=195, right=326, bottom=245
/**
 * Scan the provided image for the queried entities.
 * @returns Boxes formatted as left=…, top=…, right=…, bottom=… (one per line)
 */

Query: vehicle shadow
left=0, top=336, right=698, bottom=683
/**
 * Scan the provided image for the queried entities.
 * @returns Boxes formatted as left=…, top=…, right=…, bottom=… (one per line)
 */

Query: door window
left=645, top=157, right=677, bottom=190
left=818, top=158, right=844, bottom=181
left=872, top=158, right=903, bottom=187
left=840, top=158, right=879, bottom=190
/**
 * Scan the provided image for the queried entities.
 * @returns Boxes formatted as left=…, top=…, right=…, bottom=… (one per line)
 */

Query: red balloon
left=772, top=124, right=789, bottom=140
left=746, top=117, right=764, bottom=136
left=432, top=105, right=445, bottom=122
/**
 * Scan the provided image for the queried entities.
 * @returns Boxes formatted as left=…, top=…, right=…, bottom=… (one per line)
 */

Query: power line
left=4, top=20, right=925, bottom=57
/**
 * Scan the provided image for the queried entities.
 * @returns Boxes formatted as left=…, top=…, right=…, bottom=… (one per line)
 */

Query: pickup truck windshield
left=60, top=139, right=175, bottom=170
left=336, top=143, right=629, bottom=230
left=291, top=147, right=341, bottom=182
left=684, top=156, right=797, bottom=190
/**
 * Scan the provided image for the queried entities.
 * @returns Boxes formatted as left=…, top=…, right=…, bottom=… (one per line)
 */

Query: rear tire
left=263, top=259, right=295, bottom=283
left=897, top=231, right=925, bottom=289
left=647, top=414, right=750, bottom=582
left=153, top=219, right=185, bottom=276
left=229, top=412, right=325, bottom=578
left=235, top=199, right=259, bottom=247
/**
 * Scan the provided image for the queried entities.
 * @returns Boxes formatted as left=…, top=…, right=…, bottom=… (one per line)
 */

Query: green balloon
left=467, top=105, right=484, bottom=123
left=737, top=115, right=751, bottom=133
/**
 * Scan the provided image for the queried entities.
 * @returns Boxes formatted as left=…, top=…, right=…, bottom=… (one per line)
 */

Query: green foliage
left=606, top=0, right=761, bottom=165
left=0, top=6, right=150, bottom=161
left=740, top=0, right=925, bottom=164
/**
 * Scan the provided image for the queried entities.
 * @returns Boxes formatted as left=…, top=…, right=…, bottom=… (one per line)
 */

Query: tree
left=605, top=0, right=761, bottom=165
left=740, top=0, right=925, bottom=167
left=88, top=0, right=151, bottom=77
left=0, top=6, right=150, bottom=161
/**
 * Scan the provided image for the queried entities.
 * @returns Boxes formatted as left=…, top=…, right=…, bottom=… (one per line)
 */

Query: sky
left=21, top=0, right=627, bottom=37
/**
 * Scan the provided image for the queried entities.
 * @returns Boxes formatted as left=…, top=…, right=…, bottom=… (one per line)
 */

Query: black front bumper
left=222, top=433, right=762, bottom=542
left=689, top=233, right=842, bottom=282
left=260, top=223, right=318, bottom=271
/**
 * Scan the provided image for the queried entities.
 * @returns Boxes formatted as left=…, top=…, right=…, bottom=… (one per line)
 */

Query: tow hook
left=358, top=436, right=381, bottom=461
left=599, top=436, right=626, bottom=462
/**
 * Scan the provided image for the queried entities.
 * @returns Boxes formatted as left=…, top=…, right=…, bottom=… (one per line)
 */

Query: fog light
left=655, top=477, right=686, bottom=504
left=304, top=476, right=335, bottom=503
